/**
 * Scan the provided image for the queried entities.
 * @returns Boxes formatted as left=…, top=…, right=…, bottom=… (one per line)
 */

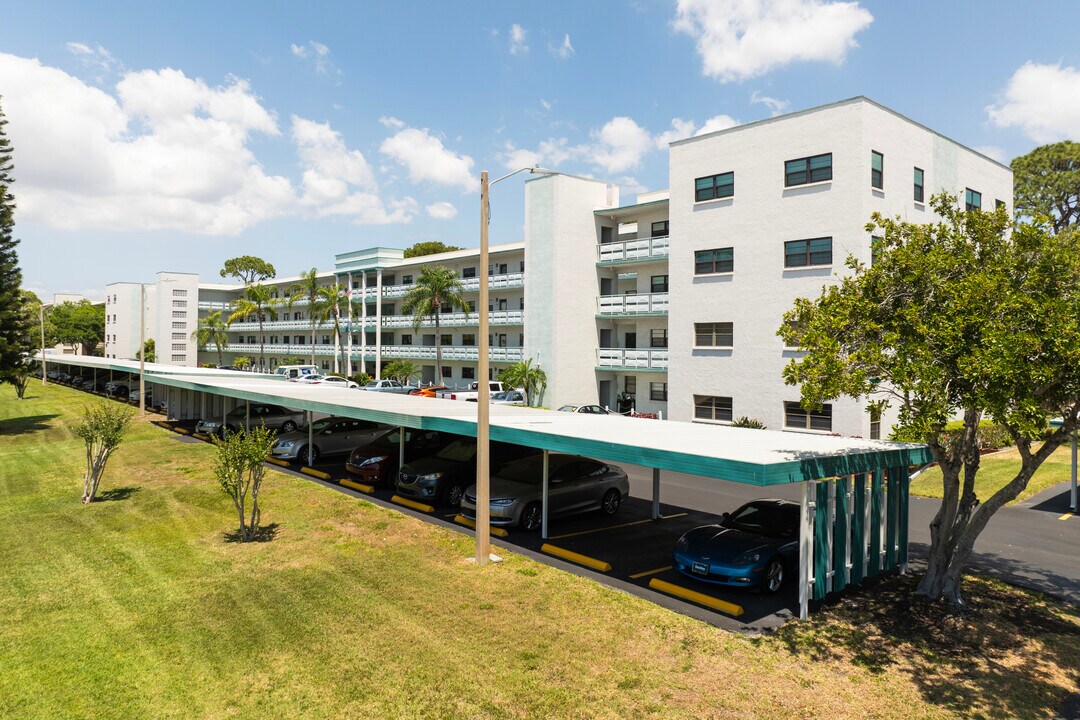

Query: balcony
left=221, top=343, right=523, bottom=363
left=597, top=236, right=669, bottom=265
left=351, top=271, right=525, bottom=299
left=596, top=348, right=668, bottom=371
left=223, top=343, right=339, bottom=357
left=380, top=310, right=523, bottom=328
left=597, top=292, right=669, bottom=317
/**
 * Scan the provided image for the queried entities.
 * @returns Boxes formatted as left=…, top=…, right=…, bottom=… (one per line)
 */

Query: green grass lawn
left=909, top=444, right=1073, bottom=504
left=1, top=384, right=1077, bottom=719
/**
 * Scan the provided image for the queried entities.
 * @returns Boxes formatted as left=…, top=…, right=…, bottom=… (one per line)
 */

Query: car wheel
left=520, top=502, right=542, bottom=531
left=281, top=420, right=297, bottom=433
left=601, top=488, right=621, bottom=515
left=300, top=445, right=320, bottom=465
left=444, top=482, right=465, bottom=507
left=764, top=558, right=784, bottom=593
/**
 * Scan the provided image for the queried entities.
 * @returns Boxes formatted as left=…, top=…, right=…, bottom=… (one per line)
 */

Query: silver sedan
left=460, top=453, right=629, bottom=531
left=271, top=416, right=386, bottom=462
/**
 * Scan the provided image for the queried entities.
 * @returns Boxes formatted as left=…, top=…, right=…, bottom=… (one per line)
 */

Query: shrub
left=731, top=416, right=767, bottom=429
left=214, top=426, right=276, bottom=542
left=348, top=372, right=372, bottom=385
left=942, top=420, right=1012, bottom=451
left=74, top=402, right=134, bottom=503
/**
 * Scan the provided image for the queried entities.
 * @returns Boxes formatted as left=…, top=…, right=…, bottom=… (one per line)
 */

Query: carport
left=44, top=354, right=932, bottom=619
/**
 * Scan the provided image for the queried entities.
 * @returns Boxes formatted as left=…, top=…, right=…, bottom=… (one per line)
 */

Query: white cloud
left=549, top=34, right=575, bottom=60
left=696, top=114, right=741, bottom=135
left=379, top=116, right=405, bottom=129
left=588, top=116, right=652, bottom=173
left=540, top=98, right=552, bottom=111
left=380, top=126, right=479, bottom=192
left=673, top=0, right=873, bottom=82
left=290, top=43, right=307, bottom=58
left=65, top=42, right=120, bottom=77
left=750, top=90, right=790, bottom=116
left=509, top=24, right=529, bottom=55
left=973, top=145, right=1008, bottom=164
left=291, top=40, right=339, bottom=76
left=654, top=114, right=741, bottom=148
left=986, top=62, right=1080, bottom=143
left=292, top=116, right=376, bottom=189
left=426, top=201, right=458, bottom=220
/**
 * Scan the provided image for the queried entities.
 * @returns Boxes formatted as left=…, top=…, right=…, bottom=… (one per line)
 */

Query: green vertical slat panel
left=813, top=481, right=829, bottom=600
left=869, top=470, right=882, bottom=575
left=833, top=476, right=849, bottom=590
left=851, top=473, right=866, bottom=583
left=898, top=471, right=910, bottom=566
left=885, top=467, right=900, bottom=569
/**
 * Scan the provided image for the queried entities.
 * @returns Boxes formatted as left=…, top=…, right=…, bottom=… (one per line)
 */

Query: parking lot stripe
left=300, top=467, right=332, bottom=481
left=453, top=515, right=509, bottom=537
left=1060, top=513, right=1074, bottom=521
left=547, top=512, right=690, bottom=540
left=629, top=566, right=672, bottom=579
left=392, top=495, right=436, bottom=513
left=648, top=578, right=744, bottom=617
left=541, top=543, right=613, bottom=573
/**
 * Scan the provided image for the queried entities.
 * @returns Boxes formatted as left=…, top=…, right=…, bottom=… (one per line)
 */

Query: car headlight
left=491, top=498, right=514, bottom=506
left=358, top=455, right=388, bottom=467
left=277, top=440, right=296, bottom=448
left=418, top=472, right=442, bottom=486
left=675, top=535, right=689, bottom=552
left=734, top=551, right=761, bottom=565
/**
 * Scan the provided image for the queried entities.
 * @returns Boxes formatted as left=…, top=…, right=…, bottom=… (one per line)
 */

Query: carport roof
left=49, top=354, right=932, bottom=486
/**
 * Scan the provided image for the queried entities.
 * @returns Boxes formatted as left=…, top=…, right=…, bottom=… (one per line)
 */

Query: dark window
left=695, top=322, right=733, bottom=347
left=441, top=366, right=452, bottom=378
left=694, top=395, right=733, bottom=422
left=784, top=237, right=832, bottom=268
left=650, top=382, right=668, bottom=402
left=462, top=334, right=475, bottom=346
left=871, top=151, right=883, bottom=189
left=462, top=267, right=476, bottom=278
left=440, top=334, right=452, bottom=346
left=785, top=153, right=832, bottom=186
left=650, top=328, right=668, bottom=348
left=462, top=367, right=475, bottom=379
left=402, top=274, right=413, bottom=285
left=694, top=172, right=734, bottom=201
left=651, top=275, right=669, bottom=293
left=913, top=167, right=924, bottom=203
left=695, top=247, right=734, bottom=274
left=965, top=188, right=982, bottom=212
left=869, top=407, right=881, bottom=440
left=995, top=199, right=1005, bottom=210
left=651, top=220, right=669, bottom=237
left=401, top=334, right=412, bottom=345
left=784, top=401, right=832, bottom=431
left=624, top=376, right=637, bottom=394
left=600, top=226, right=614, bottom=244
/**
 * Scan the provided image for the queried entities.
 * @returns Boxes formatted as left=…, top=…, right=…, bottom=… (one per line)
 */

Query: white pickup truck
left=361, top=379, right=416, bottom=394
left=435, top=381, right=506, bottom=401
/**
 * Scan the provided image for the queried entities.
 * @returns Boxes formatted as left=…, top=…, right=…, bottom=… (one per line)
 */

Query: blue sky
left=2, top=0, right=1078, bottom=300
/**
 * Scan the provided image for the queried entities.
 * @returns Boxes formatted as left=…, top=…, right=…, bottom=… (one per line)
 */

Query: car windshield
left=495, top=455, right=548, bottom=484
left=365, top=381, right=380, bottom=388
left=491, top=392, right=508, bottom=401
left=436, top=440, right=476, bottom=462
left=557, top=405, right=576, bottom=412
left=723, top=503, right=797, bottom=538
left=310, top=418, right=335, bottom=433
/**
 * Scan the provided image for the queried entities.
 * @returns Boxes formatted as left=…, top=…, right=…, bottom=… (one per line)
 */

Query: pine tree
left=0, top=96, right=32, bottom=389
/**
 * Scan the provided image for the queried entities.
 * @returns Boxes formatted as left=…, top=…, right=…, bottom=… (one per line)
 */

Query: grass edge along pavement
left=0, top=383, right=1077, bottom=719
left=910, top=444, right=1074, bottom=504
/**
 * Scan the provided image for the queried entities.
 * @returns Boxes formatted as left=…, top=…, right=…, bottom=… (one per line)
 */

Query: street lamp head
left=528, top=167, right=560, bottom=176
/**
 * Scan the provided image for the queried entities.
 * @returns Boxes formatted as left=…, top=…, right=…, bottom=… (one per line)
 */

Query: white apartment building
left=104, top=272, right=200, bottom=365
left=102, top=97, right=1012, bottom=437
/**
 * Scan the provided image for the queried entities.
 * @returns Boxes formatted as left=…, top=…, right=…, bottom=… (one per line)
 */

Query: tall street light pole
left=475, top=166, right=558, bottom=565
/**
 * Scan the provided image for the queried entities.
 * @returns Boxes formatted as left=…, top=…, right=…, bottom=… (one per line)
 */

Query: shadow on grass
left=0, top=414, right=60, bottom=436
left=770, top=572, right=1080, bottom=719
left=95, top=486, right=141, bottom=502
left=223, top=523, right=280, bottom=544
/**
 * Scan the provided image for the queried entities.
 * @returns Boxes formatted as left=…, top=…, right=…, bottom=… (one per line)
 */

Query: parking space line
left=648, top=578, right=743, bottom=617
left=629, top=565, right=672, bottom=579
left=1061, top=513, right=1074, bottom=521
left=547, top=512, right=690, bottom=540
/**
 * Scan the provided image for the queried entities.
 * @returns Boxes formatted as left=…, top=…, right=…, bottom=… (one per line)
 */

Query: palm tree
left=287, top=268, right=322, bottom=366
left=227, top=283, right=280, bottom=371
left=381, top=359, right=420, bottom=385
left=402, top=266, right=470, bottom=374
left=312, top=282, right=360, bottom=375
left=190, top=310, right=229, bottom=367
left=499, top=358, right=548, bottom=407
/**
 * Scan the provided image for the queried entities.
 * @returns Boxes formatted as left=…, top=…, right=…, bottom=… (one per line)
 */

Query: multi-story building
left=101, top=97, right=1012, bottom=437
left=104, top=272, right=200, bottom=364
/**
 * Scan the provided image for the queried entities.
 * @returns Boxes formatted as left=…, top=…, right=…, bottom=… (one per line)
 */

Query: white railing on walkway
left=597, top=235, right=669, bottom=264
left=597, top=292, right=669, bottom=315
left=596, top=348, right=669, bottom=370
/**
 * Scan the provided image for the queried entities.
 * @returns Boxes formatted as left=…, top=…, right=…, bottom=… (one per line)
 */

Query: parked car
left=460, top=453, right=628, bottom=531
left=396, top=439, right=539, bottom=507
left=294, top=374, right=325, bottom=384
left=106, top=382, right=132, bottom=398
left=275, top=364, right=321, bottom=381
left=361, top=379, right=416, bottom=394
left=557, top=404, right=610, bottom=415
left=127, top=388, right=153, bottom=404
left=271, top=416, right=386, bottom=463
left=409, top=384, right=446, bottom=397
left=345, top=427, right=452, bottom=485
left=314, top=375, right=359, bottom=389
left=672, top=499, right=799, bottom=594
left=491, top=390, right=527, bottom=405
left=195, top=403, right=306, bottom=437
left=436, top=381, right=506, bottom=401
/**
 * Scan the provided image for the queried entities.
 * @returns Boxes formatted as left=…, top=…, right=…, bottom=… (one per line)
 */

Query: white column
left=799, top=480, right=813, bottom=621
left=825, top=480, right=834, bottom=594
left=361, top=272, right=368, bottom=375
left=347, top=272, right=354, bottom=375
left=375, top=268, right=383, bottom=380
left=863, top=473, right=872, bottom=578
left=541, top=449, right=550, bottom=539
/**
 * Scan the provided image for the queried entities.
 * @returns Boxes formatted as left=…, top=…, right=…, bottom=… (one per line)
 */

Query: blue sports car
left=672, top=499, right=799, bottom=593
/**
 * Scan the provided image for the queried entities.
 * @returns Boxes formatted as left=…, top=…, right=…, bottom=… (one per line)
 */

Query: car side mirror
left=720, top=512, right=730, bottom=521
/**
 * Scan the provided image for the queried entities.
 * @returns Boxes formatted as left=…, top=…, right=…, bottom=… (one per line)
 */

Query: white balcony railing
left=596, top=348, right=668, bottom=370
left=351, top=271, right=525, bottom=300
left=223, top=343, right=339, bottom=357
left=597, top=292, right=669, bottom=316
left=379, top=310, right=523, bottom=328
left=597, top=235, right=669, bottom=264
left=221, top=343, right=523, bottom=363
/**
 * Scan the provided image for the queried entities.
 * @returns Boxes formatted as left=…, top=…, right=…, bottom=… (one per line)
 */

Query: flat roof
left=50, top=355, right=932, bottom=486
left=594, top=198, right=670, bottom=220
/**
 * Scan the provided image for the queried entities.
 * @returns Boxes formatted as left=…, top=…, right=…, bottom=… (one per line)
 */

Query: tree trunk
left=258, top=313, right=266, bottom=372
left=434, top=307, right=442, bottom=377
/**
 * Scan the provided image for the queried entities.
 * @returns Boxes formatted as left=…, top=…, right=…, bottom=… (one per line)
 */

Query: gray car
left=195, top=403, right=306, bottom=437
left=270, top=416, right=386, bottom=462
left=460, top=453, right=629, bottom=531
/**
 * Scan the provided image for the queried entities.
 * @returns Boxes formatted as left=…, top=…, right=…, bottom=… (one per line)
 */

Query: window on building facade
left=172, top=288, right=187, bottom=297
left=402, top=334, right=412, bottom=345
left=171, top=310, right=185, bottom=319
left=650, top=382, right=668, bottom=402
left=171, top=333, right=185, bottom=340
left=694, top=247, right=733, bottom=274
left=441, top=334, right=452, bottom=346
left=785, top=153, right=832, bottom=186
left=171, top=354, right=186, bottom=362
left=650, top=328, right=668, bottom=348
left=965, top=188, right=982, bottom=212
left=171, top=322, right=186, bottom=330
left=624, top=376, right=637, bottom=395
left=694, top=395, right=733, bottom=422
left=871, top=151, right=883, bottom=189
left=870, top=407, right=881, bottom=440
left=694, top=322, right=733, bottom=347
left=600, top=226, right=613, bottom=244
left=651, top=220, right=669, bottom=237
left=321, top=335, right=330, bottom=345
left=913, top=167, right=924, bottom=202
left=442, top=366, right=452, bottom=378
left=463, top=267, right=476, bottom=278
left=784, top=401, right=832, bottom=431
left=995, top=199, right=1005, bottom=210
left=172, top=300, right=187, bottom=308
left=694, top=172, right=734, bottom=202
left=402, top=274, right=413, bottom=285
left=651, top=275, right=669, bottom=293
left=462, top=333, right=475, bottom=346
left=171, top=343, right=185, bottom=351
left=462, top=367, right=475, bottom=379
left=519, top=297, right=525, bottom=310
left=784, top=237, right=833, bottom=267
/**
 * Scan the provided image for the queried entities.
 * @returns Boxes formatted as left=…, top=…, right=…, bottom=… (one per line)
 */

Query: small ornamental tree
left=499, top=358, right=548, bottom=406
left=8, top=361, right=31, bottom=399
left=214, top=426, right=276, bottom=541
left=74, top=402, right=134, bottom=503
left=381, top=359, right=419, bottom=385
left=779, top=193, right=1080, bottom=606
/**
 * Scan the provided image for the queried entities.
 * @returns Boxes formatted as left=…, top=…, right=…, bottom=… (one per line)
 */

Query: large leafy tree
left=227, top=284, right=280, bottom=370
left=220, top=256, right=276, bottom=285
left=403, top=241, right=463, bottom=259
left=402, top=266, right=470, bottom=372
left=0, top=97, right=32, bottom=393
left=779, top=194, right=1080, bottom=606
left=48, top=300, right=105, bottom=355
left=1011, top=141, right=1080, bottom=233
left=499, top=358, right=547, bottom=406
left=191, top=310, right=229, bottom=368
left=287, top=268, right=323, bottom=366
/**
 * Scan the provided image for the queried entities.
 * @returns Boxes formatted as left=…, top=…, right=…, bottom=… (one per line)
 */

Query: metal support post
left=799, top=480, right=813, bottom=621
left=398, top=426, right=405, bottom=471
left=541, top=449, right=550, bottom=539
left=651, top=468, right=660, bottom=520
left=307, top=411, right=314, bottom=466
left=245, top=400, right=250, bottom=433
left=1072, top=429, right=1078, bottom=513
left=475, top=170, right=491, bottom=565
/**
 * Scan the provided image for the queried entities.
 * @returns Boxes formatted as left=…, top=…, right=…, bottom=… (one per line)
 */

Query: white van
left=274, top=364, right=321, bottom=381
